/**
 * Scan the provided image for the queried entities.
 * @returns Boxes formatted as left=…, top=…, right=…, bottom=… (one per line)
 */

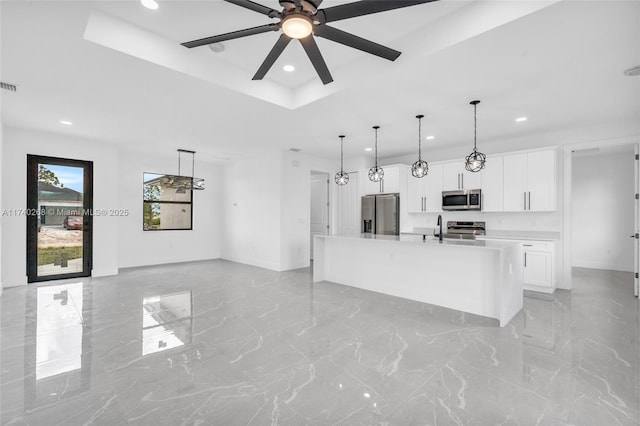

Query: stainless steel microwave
left=442, top=189, right=482, bottom=211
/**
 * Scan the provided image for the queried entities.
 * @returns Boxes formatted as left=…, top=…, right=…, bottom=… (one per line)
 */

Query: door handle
left=631, top=233, right=639, bottom=239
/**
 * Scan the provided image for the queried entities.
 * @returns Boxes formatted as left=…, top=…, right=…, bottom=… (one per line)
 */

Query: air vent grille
left=0, top=82, right=17, bottom=92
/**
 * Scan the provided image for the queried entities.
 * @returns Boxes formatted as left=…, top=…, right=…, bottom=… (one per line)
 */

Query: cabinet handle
left=528, top=192, right=531, bottom=210
left=423, top=197, right=426, bottom=212
left=523, top=244, right=533, bottom=247
left=457, top=173, right=460, bottom=189
left=461, top=174, right=464, bottom=189
left=523, top=192, right=526, bottom=210
left=524, top=252, right=527, bottom=267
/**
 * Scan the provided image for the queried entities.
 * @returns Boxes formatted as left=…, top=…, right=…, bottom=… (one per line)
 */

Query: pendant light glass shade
left=335, top=135, right=349, bottom=186
left=368, top=126, right=384, bottom=182
left=465, top=100, right=486, bottom=173
left=411, top=114, right=429, bottom=178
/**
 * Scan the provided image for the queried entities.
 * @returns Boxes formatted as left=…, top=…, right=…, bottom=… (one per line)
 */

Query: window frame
left=142, top=172, right=194, bottom=231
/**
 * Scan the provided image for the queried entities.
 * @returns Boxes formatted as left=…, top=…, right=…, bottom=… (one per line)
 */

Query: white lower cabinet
left=522, top=241, right=555, bottom=292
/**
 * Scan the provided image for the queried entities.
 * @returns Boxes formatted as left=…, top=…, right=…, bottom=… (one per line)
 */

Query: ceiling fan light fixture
left=281, top=14, right=313, bottom=39
left=141, top=0, right=159, bottom=10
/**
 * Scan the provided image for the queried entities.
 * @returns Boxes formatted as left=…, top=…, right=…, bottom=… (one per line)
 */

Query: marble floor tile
left=1, top=261, right=638, bottom=425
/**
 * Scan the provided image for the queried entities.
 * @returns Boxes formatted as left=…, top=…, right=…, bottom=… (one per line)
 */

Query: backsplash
left=403, top=211, right=563, bottom=233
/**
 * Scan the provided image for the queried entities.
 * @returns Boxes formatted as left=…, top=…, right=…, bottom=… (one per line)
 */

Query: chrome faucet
left=435, top=214, right=443, bottom=242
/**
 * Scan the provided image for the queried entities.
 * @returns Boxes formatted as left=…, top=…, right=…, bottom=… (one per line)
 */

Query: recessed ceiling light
left=283, top=65, right=295, bottom=72
left=60, top=120, right=72, bottom=125
left=515, top=117, right=528, bottom=122
left=426, top=135, right=435, bottom=140
left=141, top=0, right=159, bottom=10
left=364, top=147, right=373, bottom=152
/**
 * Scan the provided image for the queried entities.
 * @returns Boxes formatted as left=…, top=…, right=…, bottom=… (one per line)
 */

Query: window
left=143, top=173, right=193, bottom=231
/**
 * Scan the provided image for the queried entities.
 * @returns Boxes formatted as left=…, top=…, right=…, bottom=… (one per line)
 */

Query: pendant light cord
left=417, top=115, right=423, bottom=160
left=340, top=136, right=345, bottom=172
left=373, top=126, right=379, bottom=168
left=473, top=102, right=478, bottom=152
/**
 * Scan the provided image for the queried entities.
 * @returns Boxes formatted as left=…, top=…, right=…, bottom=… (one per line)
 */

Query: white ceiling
left=1, top=0, right=639, bottom=164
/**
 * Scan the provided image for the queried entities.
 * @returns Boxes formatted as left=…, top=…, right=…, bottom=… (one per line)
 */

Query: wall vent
left=0, top=82, right=17, bottom=92
left=289, top=148, right=301, bottom=152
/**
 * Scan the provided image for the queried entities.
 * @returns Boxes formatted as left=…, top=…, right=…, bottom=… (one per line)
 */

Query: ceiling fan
left=181, top=0, right=438, bottom=85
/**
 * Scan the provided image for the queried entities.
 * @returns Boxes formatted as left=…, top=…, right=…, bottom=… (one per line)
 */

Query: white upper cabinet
left=503, top=154, right=527, bottom=211
left=406, top=171, right=426, bottom=213
left=480, top=156, right=504, bottom=212
left=526, top=150, right=557, bottom=212
left=503, top=149, right=556, bottom=212
left=359, top=168, right=382, bottom=195
left=424, top=164, right=443, bottom=212
left=381, top=165, right=401, bottom=194
left=442, top=161, right=482, bottom=191
left=406, top=163, right=442, bottom=213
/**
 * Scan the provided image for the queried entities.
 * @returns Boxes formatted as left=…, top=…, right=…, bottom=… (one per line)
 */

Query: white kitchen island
left=313, top=234, right=523, bottom=327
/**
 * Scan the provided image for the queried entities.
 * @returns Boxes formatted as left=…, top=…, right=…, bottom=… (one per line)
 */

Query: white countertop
left=401, top=228, right=560, bottom=242
left=320, top=233, right=520, bottom=250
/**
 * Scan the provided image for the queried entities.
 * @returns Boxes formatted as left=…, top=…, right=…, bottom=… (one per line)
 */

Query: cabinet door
left=526, top=150, right=556, bottom=211
left=523, top=250, right=553, bottom=287
left=480, top=156, right=503, bottom=212
left=359, top=168, right=382, bottom=195
left=503, top=154, right=527, bottom=211
left=381, top=165, right=400, bottom=193
left=424, top=164, right=443, bottom=212
left=442, top=162, right=463, bottom=190
left=461, top=168, right=482, bottom=190
left=407, top=172, right=426, bottom=213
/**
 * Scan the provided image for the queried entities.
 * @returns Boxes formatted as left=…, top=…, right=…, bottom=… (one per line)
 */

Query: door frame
left=26, top=155, right=93, bottom=283
left=310, top=171, right=330, bottom=260
left=562, top=137, right=638, bottom=292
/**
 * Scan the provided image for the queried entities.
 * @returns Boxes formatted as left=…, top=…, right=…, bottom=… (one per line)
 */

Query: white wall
left=0, top=127, right=223, bottom=286
left=117, top=150, right=222, bottom=268
left=222, top=151, right=283, bottom=270
left=1, top=127, right=119, bottom=286
left=222, top=149, right=335, bottom=271
left=280, top=150, right=334, bottom=270
left=571, top=150, right=634, bottom=271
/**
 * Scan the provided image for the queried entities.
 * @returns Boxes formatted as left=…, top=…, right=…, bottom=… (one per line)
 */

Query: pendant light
left=335, top=135, right=349, bottom=186
left=164, top=149, right=205, bottom=193
left=368, top=125, right=384, bottom=182
left=464, top=100, right=486, bottom=173
left=411, top=114, right=429, bottom=178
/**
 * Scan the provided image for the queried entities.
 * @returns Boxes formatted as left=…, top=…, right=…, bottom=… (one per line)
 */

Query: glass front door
left=27, top=155, right=93, bottom=282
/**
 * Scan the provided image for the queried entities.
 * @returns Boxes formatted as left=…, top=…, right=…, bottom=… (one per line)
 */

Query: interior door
left=27, top=155, right=93, bottom=283
left=310, top=173, right=328, bottom=260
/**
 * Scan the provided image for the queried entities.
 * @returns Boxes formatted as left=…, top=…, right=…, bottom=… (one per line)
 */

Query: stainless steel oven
left=442, top=189, right=481, bottom=211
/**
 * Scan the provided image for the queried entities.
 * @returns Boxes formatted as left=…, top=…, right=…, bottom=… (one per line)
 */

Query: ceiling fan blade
left=253, top=34, right=292, bottom=80
left=181, top=24, right=278, bottom=48
left=315, top=25, right=400, bottom=61
left=299, top=36, right=333, bottom=85
left=321, top=0, right=437, bottom=23
left=224, top=0, right=280, bottom=18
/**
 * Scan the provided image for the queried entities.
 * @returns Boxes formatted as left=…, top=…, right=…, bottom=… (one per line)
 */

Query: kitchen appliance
left=361, top=193, right=399, bottom=235
left=442, top=189, right=481, bottom=211
left=444, top=221, right=486, bottom=240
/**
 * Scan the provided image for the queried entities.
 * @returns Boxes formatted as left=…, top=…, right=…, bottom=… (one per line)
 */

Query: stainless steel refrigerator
left=361, top=193, right=400, bottom=235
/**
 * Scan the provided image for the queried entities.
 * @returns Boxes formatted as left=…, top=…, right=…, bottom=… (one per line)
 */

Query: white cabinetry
left=407, top=164, right=442, bottom=213
left=522, top=241, right=555, bottom=292
left=443, top=161, right=482, bottom=191
left=359, top=165, right=402, bottom=195
left=503, top=150, right=556, bottom=212
left=480, top=156, right=503, bottom=212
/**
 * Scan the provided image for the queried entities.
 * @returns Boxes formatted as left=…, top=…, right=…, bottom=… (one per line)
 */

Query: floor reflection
left=142, top=291, right=193, bottom=356
left=25, top=282, right=92, bottom=411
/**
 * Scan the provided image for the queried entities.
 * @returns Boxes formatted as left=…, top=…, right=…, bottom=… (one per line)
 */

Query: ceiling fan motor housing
left=279, top=0, right=319, bottom=14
